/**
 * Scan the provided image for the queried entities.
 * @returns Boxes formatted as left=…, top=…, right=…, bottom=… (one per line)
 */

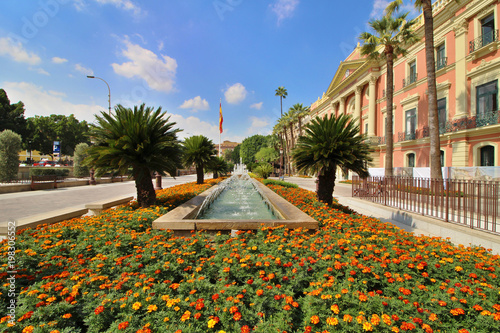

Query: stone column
left=339, top=97, right=345, bottom=116
left=354, top=86, right=362, bottom=128
left=454, top=19, right=468, bottom=119
left=368, top=76, right=377, bottom=136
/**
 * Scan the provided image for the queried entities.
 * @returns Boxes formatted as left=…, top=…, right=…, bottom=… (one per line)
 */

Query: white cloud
left=112, top=39, right=177, bottom=93
left=270, top=0, right=299, bottom=25
left=74, top=0, right=143, bottom=15
left=52, top=57, right=68, bottom=64
left=179, top=96, right=210, bottom=112
left=74, top=63, right=94, bottom=75
left=0, top=37, right=41, bottom=65
left=224, top=83, right=247, bottom=104
left=247, top=116, right=270, bottom=135
left=250, top=102, right=263, bottom=110
left=158, top=41, right=164, bottom=51
left=370, top=0, right=418, bottom=18
left=36, top=68, right=50, bottom=76
left=2, top=81, right=105, bottom=123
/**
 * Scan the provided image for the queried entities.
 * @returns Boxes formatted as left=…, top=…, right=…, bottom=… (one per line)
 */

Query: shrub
left=253, top=163, right=273, bottom=179
left=73, top=142, right=90, bottom=177
left=262, top=178, right=298, bottom=188
left=0, top=129, right=22, bottom=182
left=29, top=168, right=70, bottom=177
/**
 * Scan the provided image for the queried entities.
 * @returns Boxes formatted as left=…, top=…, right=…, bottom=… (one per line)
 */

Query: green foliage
left=0, top=129, right=22, bottom=181
left=253, top=163, right=274, bottom=179
left=86, top=104, right=183, bottom=207
left=0, top=89, right=27, bottom=140
left=73, top=143, right=90, bottom=178
left=261, top=179, right=298, bottom=188
left=229, top=144, right=241, bottom=164
left=182, top=135, right=217, bottom=184
left=29, top=168, right=70, bottom=177
left=240, top=134, right=269, bottom=165
left=26, top=114, right=90, bottom=156
left=207, top=156, right=230, bottom=179
left=255, top=147, right=278, bottom=164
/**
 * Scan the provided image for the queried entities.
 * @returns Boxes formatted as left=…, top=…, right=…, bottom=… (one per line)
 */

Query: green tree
left=183, top=135, right=217, bottom=184
left=73, top=143, right=90, bottom=178
left=0, top=89, right=27, bottom=140
left=359, top=10, right=418, bottom=177
left=26, top=114, right=90, bottom=157
left=289, top=103, right=310, bottom=137
left=207, top=156, right=229, bottom=179
left=240, top=134, right=268, bottom=165
left=292, top=114, right=372, bottom=205
left=386, top=0, right=449, bottom=180
left=253, top=163, right=274, bottom=179
left=0, top=130, right=22, bottom=182
left=255, top=147, right=278, bottom=164
left=229, top=144, right=241, bottom=164
left=275, top=86, right=287, bottom=116
left=86, top=104, right=183, bottom=207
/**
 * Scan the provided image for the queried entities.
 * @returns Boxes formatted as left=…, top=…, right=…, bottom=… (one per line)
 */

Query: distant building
left=309, top=0, right=499, bottom=169
left=215, top=140, right=239, bottom=157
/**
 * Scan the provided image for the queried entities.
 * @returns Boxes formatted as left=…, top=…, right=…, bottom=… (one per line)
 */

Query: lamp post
left=87, top=76, right=111, bottom=115
left=279, top=148, right=283, bottom=180
left=28, top=140, right=32, bottom=164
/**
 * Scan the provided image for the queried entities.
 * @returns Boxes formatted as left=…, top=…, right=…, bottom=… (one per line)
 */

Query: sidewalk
left=280, top=176, right=500, bottom=255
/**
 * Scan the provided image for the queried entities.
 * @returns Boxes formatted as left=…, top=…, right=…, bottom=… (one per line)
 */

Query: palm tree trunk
left=196, top=165, right=204, bottom=184
left=289, top=124, right=295, bottom=175
left=135, top=171, right=156, bottom=207
left=422, top=0, right=443, bottom=180
left=317, top=166, right=336, bottom=205
left=385, top=49, right=395, bottom=178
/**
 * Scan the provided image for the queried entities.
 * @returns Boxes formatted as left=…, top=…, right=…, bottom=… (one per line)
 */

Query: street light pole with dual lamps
left=86, top=75, right=111, bottom=115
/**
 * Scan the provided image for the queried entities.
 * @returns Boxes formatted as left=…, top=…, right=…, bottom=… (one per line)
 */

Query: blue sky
left=0, top=0, right=417, bottom=144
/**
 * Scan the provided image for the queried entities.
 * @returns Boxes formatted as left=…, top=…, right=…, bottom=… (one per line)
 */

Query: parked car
left=33, top=160, right=54, bottom=167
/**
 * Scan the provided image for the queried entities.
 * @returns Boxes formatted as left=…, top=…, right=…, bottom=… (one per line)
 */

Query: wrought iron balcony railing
left=469, top=29, right=499, bottom=53
left=436, top=57, right=447, bottom=70
left=403, top=73, right=418, bottom=87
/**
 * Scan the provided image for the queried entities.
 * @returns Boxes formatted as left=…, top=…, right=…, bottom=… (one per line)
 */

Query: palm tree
left=86, top=104, right=183, bottom=207
left=293, top=114, right=372, bottom=205
left=289, top=103, right=310, bottom=136
left=207, top=156, right=229, bottom=179
left=183, top=135, right=217, bottom=184
left=386, top=0, right=448, bottom=180
left=359, top=11, right=419, bottom=177
left=275, top=86, right=288, bottom=116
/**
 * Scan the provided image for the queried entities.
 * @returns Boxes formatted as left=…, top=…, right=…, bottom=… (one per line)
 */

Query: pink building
left=310, top=0, right=499, bottom=169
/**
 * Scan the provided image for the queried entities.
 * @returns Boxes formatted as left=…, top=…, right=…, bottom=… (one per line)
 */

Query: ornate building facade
left=309, top=0, right=499, bottom=169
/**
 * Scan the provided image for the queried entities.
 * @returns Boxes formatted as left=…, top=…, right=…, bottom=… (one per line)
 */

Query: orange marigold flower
left=147, top=304, right=157, bottom=312
left=326, top=317, right=339, bottom=326
left=118, top=321, right=129, bottom=330
left=363, top=322, right=373, bottom=331
left=94, top=305, right=105, bottom=315
left=343, top=314, right=353, bottom=323
left=458, top=330, right=469, bottom=333
left=132, top=302, right=141, bottom=310
left=429, top=313, right=438, bottom=321
left=22, top=327, right=34, bottom=333
left=311, top=315, right=320, bottom=324
left=450, top=308, right=465, bottom=316
left=331, top=304, right=339, bottom=314
left=181, top=310, right=191, bottom=322
left=233, top=312, right=242, bottom=321
left=62, top=313, right=72, bottom=319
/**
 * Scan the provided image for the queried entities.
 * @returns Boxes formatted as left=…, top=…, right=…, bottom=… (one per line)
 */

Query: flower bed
left=1, top=180, right=499, bottom=332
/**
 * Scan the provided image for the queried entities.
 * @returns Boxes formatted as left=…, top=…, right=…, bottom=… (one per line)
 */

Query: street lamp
left=87, top=75, right=111, bottom=115
left=279, top=148, right=283, bottom=180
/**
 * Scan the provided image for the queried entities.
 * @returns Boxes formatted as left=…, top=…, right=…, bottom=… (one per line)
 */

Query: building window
left=407, top=153, right=415, bottom=167
left=438, top=98, right=447, bottom=133
left=480, top=145, right=495, bottom=166
left=476, top=80, right=498, bottom=127
left=365, top=122, right=368, bottom=134
left=405, top=108, right=416, bottom=140
left=482, top=14, right=496, bottom=47
left=436, top=44, right=447, bottom=70
left=440, top=150, right=445, bottom=167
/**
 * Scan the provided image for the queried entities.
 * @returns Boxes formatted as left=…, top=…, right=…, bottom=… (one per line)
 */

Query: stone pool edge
left=152, top=181, right=318, bottom=232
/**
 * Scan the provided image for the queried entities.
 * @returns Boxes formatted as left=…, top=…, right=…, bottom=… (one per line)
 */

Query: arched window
left=407, top=153, right=415, bottom=167
left=480, top=145, right=495, bottom=166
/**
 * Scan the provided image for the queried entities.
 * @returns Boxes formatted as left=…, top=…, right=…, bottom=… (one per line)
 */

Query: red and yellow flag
left=219, top=100, right=223, bottom=133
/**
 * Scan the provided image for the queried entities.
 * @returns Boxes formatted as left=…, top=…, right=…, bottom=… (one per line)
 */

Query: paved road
left=0, top=175, right=197, bottom=222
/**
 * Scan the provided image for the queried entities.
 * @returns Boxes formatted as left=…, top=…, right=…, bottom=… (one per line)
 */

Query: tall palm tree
left=292, top=114, right=372, bottom=205
left=183, top=135, right=217, bottom=184
left=207, top=156, right=229, bottom=179
left=289, top=103, right=311, bottom=137
left=386, top=0, right=448, bottom=180
left=275, top=86, right=288, bottom=116
left=359, top=11, right=419, bottom=177
left=86, top=104, right=183, bottom=207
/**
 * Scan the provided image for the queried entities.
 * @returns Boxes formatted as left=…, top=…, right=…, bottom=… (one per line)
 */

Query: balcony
left=397, top=126, right=429, bottom=142
left=469, top=29, right=499, bottom=53
left=403, top=73, right=418, bottom=87
left=436, top=57, right=447, bottom=71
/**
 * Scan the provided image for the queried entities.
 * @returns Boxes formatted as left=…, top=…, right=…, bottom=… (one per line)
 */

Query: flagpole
left=219, top=98, right=222, bottom=157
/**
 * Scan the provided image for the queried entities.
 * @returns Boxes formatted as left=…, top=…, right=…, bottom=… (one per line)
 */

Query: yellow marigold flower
left=455, top=266, right=463, bottom=272
left=391, top=327, right=400, bottom=333
left=310, top=315, right=320, bottom=324
left=331, top=304, right=339, bottom=314
left=62, top=313, right=72, bottom=319
left=208, top=319, right=217, bottom=328
left=22, top=326, right=34, bottom=333
left=363, top=322, right=373, bottom=331
left=147, top=304, right=157, bottom=312
left=326, top=317, right=339, bottom=326
left=132, top=302, right=142, bottom=310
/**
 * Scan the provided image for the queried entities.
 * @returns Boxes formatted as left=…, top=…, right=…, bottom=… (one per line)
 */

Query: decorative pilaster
left=354, top=86, right=362, bottom=128
left=368, top=76, right=377, bottom=136
left=339, top=97, right=345, bottom=116
left=454, top=18, right=469, bottom=119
